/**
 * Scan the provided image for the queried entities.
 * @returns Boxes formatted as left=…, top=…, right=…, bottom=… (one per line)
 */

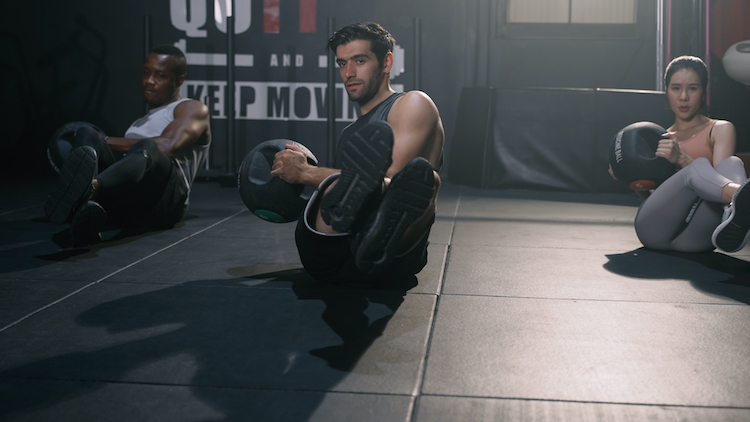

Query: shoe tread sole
left=44, top=147, right=97, bottom=225
left=713, top=182, right=750, bottom=252
left=321, top=122, right=393, bottom=232
left=353, top=158, right=434, bottom=275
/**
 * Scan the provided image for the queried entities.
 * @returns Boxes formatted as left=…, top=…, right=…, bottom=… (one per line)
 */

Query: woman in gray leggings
left=632, top=56, right=749, bottom=253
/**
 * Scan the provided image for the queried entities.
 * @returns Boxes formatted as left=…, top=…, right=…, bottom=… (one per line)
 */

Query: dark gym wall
left=1, top=1, right=146, bottom=178
left=452, top=0, right=750, bottom=192
left=452, top=0, right=666, bottom=192
left=0, top=0, right=467, bottom=179
left=2, top=0, right=748, bottom=191
left=478, top=0, right=658, bottom=90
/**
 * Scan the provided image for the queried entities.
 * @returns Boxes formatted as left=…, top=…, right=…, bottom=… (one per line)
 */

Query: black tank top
left=334, top=92, right=405, bottom=166
left=334, top=92, right=443, bottom=171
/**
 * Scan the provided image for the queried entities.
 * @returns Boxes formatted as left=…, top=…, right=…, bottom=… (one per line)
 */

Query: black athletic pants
left=74, top=126, right=187, bottom=229
left=294, top=210, right=432, bottom=285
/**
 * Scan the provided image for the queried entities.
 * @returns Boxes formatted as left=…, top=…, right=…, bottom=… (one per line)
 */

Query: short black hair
left=150, top=44, right=187, bottom=79
left=326, top=22, right=395, bottom=66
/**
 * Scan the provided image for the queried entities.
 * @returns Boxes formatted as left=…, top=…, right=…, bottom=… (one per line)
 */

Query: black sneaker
left=44, top=146, right=98, bottom=225
left=70, top=200, right=107, bottom=246
left=350, top=157, right=435, bottom=275
left=320, top=120, right=393, bottom=232
left=712, top=179, right=750, bottom=253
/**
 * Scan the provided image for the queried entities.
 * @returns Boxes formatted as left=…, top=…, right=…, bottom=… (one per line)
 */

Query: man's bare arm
left=104, top=136, right=143, bottom=153
left=272, top=92, right=443, bottom=188
left=105, top=100, right=211, bottom=157
left=386, top=91, right=444, bottom=177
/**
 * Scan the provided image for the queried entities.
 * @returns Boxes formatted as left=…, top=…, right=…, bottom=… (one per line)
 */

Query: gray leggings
left=634, top=156, right=747, bottom=252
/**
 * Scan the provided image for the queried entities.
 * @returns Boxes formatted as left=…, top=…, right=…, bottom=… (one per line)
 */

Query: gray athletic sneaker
left=712, top=179, right=750, bottom=253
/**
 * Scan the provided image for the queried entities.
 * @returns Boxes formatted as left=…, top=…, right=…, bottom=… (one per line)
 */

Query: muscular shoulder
left=172, top=99, right=211, bottom=146
left=175, top=99, right=210, bottom=120
left=389, top=91, right=440, bottom=124
left=392, top=90, right=438, bottom=112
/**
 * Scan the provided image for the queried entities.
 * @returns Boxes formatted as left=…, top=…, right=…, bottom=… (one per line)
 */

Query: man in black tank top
left=272, top=22, right=445, bottom=284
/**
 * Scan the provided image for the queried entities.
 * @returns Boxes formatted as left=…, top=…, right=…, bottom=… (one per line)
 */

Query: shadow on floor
left=0, top=215, right=197, bottom=273
left=0, top=265, right=419, bottom=421
left=231, top=264, right=418, bottom=372
left=605, top=247, right=750, bottom=304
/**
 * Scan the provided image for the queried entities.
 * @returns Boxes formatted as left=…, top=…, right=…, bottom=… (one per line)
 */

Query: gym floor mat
left=1, top=180, right=749, bottom=421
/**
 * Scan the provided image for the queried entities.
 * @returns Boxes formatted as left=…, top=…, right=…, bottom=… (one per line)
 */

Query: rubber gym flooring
left=1, top=178, right=750, bottom=421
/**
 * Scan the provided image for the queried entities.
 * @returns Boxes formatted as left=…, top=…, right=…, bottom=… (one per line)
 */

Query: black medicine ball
left=609, top=121, right=676, bottom=190
left=238, top=139, right=318, bottom=223
left=47, top=121, right=106, bottom=173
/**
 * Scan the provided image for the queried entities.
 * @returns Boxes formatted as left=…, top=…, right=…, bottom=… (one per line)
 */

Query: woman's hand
left=656, top=133, right=692, bottom=169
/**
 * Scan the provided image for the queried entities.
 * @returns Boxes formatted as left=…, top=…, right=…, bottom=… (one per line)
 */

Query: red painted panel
left=264, top=0, right=280, bottom=34
left=300, top=0, right=316, bottom=33
left=710, top=0, right=750, bottom=58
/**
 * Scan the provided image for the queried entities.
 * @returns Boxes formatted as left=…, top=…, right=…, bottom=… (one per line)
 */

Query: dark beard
left=348, top=70, right=383, bottom=105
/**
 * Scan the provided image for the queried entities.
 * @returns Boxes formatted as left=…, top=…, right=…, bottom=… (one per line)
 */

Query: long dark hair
left=664, top=55, right=708, bottom=110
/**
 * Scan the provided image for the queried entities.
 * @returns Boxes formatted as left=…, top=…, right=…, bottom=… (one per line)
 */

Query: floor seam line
left=408, top=294, right=442, bottom=422
left=0, top=209, right=246, bottom=333
left=0, top=204, right=38, bottom=217
left=437, top=187, right=461, bottom=297
left=437, top=292, right=750, bottom=306
left=0, top=374, right=415, bottom=395
left=418, top=393, right=750, bottom=409
left=408, top=186, right=461, bottom=422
